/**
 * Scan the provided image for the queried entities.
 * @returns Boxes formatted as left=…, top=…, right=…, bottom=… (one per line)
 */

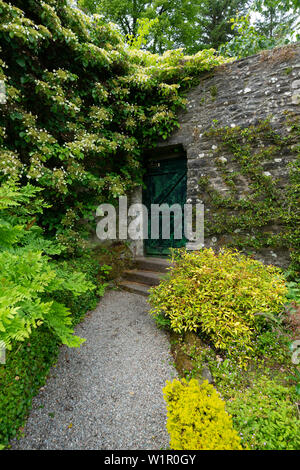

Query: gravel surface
left=11, top=290, right=176, bottom=450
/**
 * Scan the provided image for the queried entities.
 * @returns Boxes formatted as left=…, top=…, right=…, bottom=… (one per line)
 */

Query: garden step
left=123, top=269, right=163, bottom=286
left=135, top=257, right=172, bottom=273
left=120, top=257, right=169, bottom=296
left=119, top=281, right=150, bottom=297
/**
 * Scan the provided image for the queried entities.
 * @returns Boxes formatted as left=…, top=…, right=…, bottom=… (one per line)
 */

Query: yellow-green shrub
left=163, top=378, right=243, bottom=450
left=149, top=248, right=287, bottom=356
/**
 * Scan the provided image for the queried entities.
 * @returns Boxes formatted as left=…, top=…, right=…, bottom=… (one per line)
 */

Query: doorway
left=143, top=148, right=187, bottom=256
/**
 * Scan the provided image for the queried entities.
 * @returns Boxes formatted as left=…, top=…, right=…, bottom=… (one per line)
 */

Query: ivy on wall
left=198, top=114, right=300, bottom=270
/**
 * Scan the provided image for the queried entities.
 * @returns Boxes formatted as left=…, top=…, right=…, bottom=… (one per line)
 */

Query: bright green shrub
left=0, top=181, right=95, bottom=350
left=226, top=376, right=300, bottom=450
left=163, top=378, right=243, bottom=450
left=149, top=248, right=287, bottom=356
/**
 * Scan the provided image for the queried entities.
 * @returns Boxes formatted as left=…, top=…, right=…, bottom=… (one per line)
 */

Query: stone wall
left=158, top=44, right=300, bottom=267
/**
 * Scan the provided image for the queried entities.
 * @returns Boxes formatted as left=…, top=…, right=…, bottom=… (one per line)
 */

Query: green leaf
left=16, top=58, right=26, bottom=68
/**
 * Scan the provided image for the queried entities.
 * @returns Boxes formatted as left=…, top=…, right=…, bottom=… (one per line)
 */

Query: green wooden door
left=143, top=156, right=187, bottom=256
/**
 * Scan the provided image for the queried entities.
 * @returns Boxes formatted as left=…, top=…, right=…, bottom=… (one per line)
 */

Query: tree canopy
left=78, top=0, right=250, bottom=53
left=78, top=0, right=299, bottom=55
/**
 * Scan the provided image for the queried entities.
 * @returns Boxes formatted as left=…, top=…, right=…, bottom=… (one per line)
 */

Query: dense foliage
left=1, top=0, right=299, bottom=452
left=157, top=248, right=299, bottom=450
left=0, top=180, right=95, bottom=350
left=79, top=0, right=249, bottom=53
left=159, top=251, right=299, bottom=450
left=0, top=0, right=228, bottom=352
left=0, top=0, right=227, bottom=253
left=0, top=2, right=227, bottom=447
left=169, top=330, right=300, bottom=449
left=149, top=248, right=287, bottom=360
left=0, top=326, right=59, bottom=449
left=226, top=376, right=300, bottom=450
left=163, top=378, right=243, bottom=450
left=79, top=0, right=300, bottom=57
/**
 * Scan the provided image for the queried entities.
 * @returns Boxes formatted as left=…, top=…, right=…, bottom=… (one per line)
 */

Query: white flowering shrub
left=0, top=0, right=227, bottom=252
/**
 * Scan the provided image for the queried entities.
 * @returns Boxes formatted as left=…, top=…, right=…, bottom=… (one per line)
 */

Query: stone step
left=120, top=257, right=171, bottom=297
left=123, top=269, right=163, bottom=286
left=119, top=281, right=150, bottom=297
left=135, top=257, right=172, bottom=273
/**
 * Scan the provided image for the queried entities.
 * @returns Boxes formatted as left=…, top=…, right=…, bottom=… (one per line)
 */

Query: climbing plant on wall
left=0, top=0, right=227, bottom=254
left=199, top=114, right=300, bottom=270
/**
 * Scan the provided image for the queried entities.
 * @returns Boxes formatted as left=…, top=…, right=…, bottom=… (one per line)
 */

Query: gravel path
left=12, top=290, right=176, bottom=450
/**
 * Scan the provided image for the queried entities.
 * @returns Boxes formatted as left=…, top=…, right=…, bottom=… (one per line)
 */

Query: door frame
left=142, top=144, right=187, bottom=257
